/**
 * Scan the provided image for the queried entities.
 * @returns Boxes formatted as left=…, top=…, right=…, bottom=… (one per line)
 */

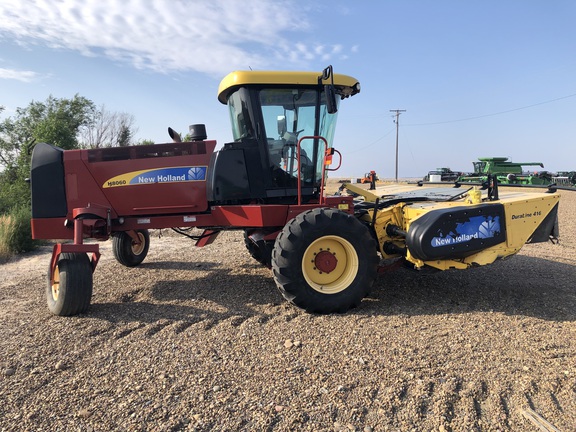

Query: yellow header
left=217, top=70, right=360, bottom=104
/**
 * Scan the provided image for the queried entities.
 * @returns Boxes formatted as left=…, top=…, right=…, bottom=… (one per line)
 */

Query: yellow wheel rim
left=302, top=235, right=359, bottom=294
left=51, top=265, right=60, bottom=301
left=131, top=232, right=146, bottom=255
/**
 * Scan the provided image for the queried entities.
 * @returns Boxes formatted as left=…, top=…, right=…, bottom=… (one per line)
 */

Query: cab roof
left=217, top=70, right=360, bottom=104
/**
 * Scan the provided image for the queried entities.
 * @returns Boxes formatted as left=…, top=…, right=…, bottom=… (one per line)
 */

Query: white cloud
left=0, top=67, right=40, bottom=82
left=0, top=0, right=351, bottom=75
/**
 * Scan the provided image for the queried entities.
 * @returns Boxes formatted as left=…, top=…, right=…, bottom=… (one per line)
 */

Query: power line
left=344, top=127, right=395, bottom=154
left=405, top=92, right=576, bottom=126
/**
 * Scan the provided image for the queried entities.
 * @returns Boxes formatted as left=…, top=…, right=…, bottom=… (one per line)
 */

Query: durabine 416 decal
left=103, top=166, right=207, bottom=188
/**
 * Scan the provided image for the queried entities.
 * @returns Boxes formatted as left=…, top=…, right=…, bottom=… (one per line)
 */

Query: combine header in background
left=457, top=157, right=553, bottom=185
left=30, top=67, right=561, bottom=317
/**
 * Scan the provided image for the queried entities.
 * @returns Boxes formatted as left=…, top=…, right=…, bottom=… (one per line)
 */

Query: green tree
left=137, top=139, right=155, bottom=146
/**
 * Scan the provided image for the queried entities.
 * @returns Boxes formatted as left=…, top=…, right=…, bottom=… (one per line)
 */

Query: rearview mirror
left=277, top=115, right=287, bottom=136
left=324, top=85, right=338, bottom=114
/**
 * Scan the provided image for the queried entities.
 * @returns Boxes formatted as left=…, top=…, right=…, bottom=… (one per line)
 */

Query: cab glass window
left=258, top=88, right=339, bottom=184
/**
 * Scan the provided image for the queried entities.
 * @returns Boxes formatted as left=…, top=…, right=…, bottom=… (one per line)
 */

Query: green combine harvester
left=457, top=157, right=553, bottom=185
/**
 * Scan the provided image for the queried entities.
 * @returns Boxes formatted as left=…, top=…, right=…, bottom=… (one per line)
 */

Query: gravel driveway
left=1, top=188, right=575, bottom=431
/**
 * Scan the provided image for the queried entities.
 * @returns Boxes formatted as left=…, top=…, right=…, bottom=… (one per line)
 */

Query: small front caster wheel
left=47, top=253, right=93, bottom=316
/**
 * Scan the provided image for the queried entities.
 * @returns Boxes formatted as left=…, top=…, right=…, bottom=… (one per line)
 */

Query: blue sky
left=0, top=0, right=574, bottom=178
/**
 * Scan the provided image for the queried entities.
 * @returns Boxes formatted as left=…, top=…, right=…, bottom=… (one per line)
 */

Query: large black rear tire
left=47, top=253, right=93, bottom=316
left=271, top=208, right=378, bottom=314
left=112, top=230, right=150, bottom=267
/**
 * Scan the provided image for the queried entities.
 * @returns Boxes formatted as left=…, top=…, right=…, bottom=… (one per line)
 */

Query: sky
left=0, top=0, right=574, bottom=178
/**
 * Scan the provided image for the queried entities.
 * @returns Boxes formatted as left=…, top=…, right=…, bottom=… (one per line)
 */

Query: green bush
left=0, top=207, right=37, bottom=261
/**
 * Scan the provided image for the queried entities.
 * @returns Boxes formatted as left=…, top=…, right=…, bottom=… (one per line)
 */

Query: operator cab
left=207, top=67, right=360, bottom=204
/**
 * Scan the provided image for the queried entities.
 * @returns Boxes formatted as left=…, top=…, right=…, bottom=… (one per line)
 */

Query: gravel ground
left=1, top=187, right=575, bottom=431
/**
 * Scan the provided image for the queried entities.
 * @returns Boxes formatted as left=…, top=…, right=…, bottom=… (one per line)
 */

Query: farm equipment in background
left=30, top=67, right=561, bottom=317
left=553, top=171, right=576, bottom=187
left=360, top=170, right=378, bottom=189
left=423, top=167, right=464, bottom=182
left=457, top=157, right=553, bottom=185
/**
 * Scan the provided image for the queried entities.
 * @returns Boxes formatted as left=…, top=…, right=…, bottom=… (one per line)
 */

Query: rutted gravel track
left=1, top=188, right=575, bottom=431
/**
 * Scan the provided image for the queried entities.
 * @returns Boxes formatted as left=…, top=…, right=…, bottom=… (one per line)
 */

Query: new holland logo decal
left=430, top=215, right=501, bottom=247
left=103, top=166, right=207, bottom=188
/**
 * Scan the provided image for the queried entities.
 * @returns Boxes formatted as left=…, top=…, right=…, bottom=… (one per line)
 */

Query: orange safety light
left=324, top=148, right=334, bottom=165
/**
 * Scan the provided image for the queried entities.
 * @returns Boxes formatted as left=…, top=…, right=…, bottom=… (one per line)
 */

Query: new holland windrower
left=29, top=66, right=560, bottom=316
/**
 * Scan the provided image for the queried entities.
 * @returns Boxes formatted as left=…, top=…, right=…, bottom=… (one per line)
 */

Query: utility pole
left=390, top=109, right=406, bottom=182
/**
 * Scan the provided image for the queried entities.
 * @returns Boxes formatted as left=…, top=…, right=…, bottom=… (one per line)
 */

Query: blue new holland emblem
left=188, top=166, right=207, bottom=180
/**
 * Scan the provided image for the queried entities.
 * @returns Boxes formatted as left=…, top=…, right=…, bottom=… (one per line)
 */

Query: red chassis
left=30, top=140, right=352, bottom=278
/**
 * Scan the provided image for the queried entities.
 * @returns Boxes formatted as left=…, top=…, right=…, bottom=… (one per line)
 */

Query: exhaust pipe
left=168, top=127, right=181, bottom=143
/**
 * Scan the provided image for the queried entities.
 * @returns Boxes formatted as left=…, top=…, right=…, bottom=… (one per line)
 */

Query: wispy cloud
left=0, top=0, right=352, bottom=75
left=0, top=67, right=40, bottom=82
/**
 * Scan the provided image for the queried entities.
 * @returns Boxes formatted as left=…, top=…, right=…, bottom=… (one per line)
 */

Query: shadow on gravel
left=149, top=272, right=277, bottom=305
left=89, top=262, right=281, bottom=323
left=364, top=255, right=576, bottom=322
left=89, top=255, right=575, bottom=324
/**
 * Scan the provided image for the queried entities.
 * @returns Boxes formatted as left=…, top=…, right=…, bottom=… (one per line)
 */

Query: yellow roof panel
left=217, top=70, right=360, bottom=104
